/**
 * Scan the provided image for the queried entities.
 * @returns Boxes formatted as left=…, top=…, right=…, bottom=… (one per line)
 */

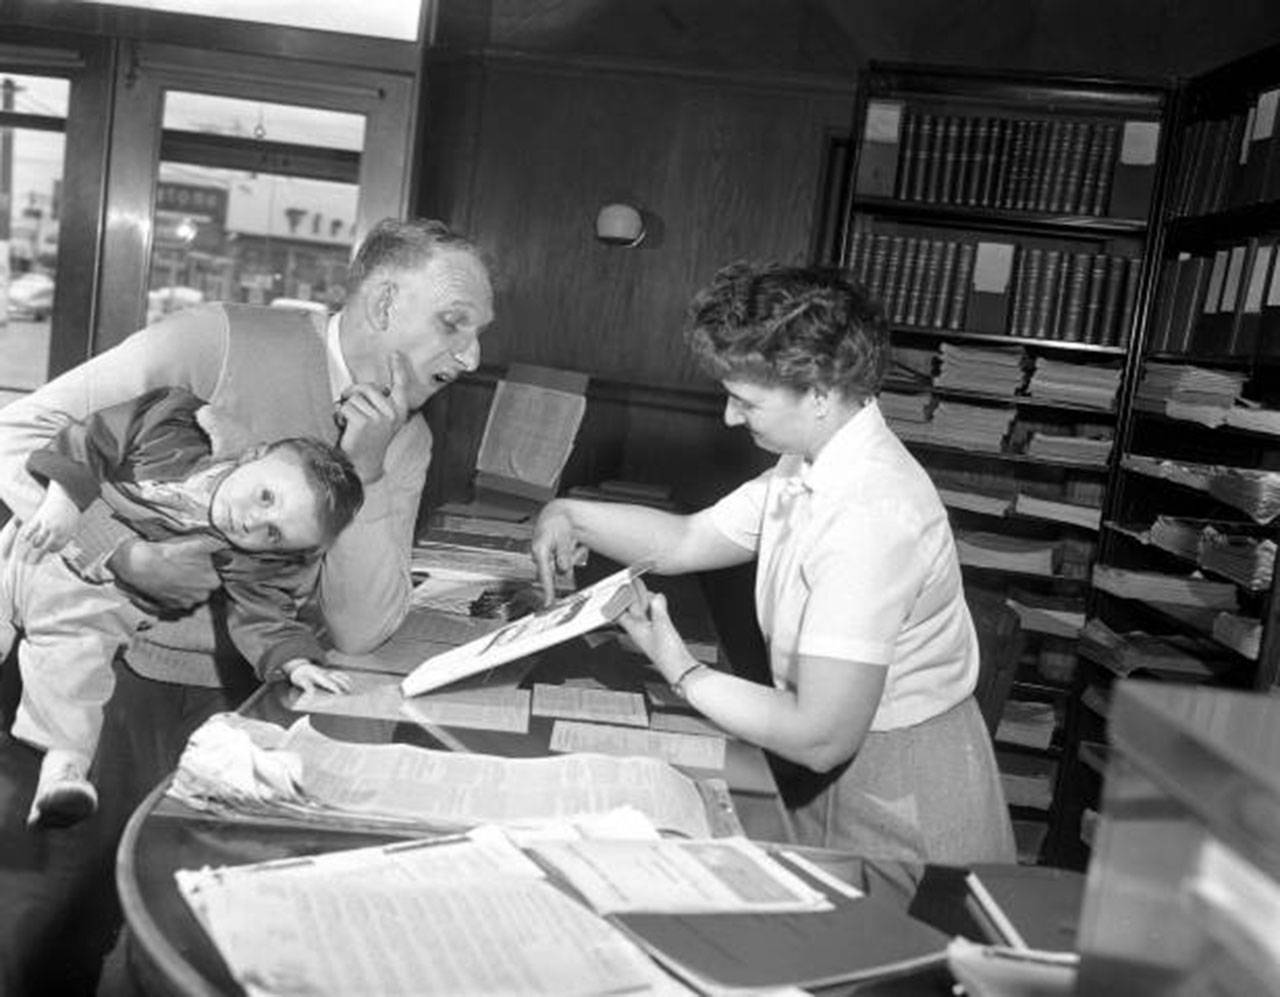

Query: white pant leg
left=0, top=520, right=147, bottom=757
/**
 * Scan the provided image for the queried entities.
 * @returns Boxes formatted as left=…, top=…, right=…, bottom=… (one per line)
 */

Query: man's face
left=209, top=448, right=325, bottom=553
left=382, top=249, right=494, bottom=409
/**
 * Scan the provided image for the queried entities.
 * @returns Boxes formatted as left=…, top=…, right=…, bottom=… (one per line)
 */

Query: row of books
left=1167, top=87, right=1280, bottom=218
left=845, top=229, right=1138, bottom=344
left=855, top=101, right=1156, bottom=219
left=1146, top=238, right=1280, bottom=356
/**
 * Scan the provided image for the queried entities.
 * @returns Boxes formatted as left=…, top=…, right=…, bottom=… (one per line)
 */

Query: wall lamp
left=595, top=202, right=646, bottom=247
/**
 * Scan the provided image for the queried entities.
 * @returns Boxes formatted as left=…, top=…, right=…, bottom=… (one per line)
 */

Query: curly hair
left=266, top=438, right=365, bottom=549
left=685, top=262, right=889, bottom=399
left=345, top=218, right=487, bottom=297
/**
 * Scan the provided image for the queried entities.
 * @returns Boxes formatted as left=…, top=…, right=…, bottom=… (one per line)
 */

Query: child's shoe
left=28, top=749, right=97, bottom=828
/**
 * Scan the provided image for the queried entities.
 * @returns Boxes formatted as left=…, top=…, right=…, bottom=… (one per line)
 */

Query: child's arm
left=17, top=480, right=82, bottom=558
left=281, top=659, right=352, bottom=694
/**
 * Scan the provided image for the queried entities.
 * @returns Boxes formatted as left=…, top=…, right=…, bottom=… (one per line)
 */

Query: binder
left=1166, top=253, right=1212, bottom=355
left=1190, top=248, right=1231, bottom=355
left=1259, top=243, right=1280, bottom=358
left=1109, top=120, right=1161, bottom=219
left=967, top=241, right=1017, bottom=334
left=1237, top=88, right=1280, bottom=205
left=854, top=100, right=906, bottom=198
left=1230, top=238, right=1271, bottom=356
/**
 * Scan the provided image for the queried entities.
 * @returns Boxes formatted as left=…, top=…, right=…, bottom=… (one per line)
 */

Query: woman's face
left=720, top=378, right=818, bottom=456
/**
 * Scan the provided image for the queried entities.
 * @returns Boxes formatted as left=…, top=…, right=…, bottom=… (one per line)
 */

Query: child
left=1, top=386, right=364, bottom=827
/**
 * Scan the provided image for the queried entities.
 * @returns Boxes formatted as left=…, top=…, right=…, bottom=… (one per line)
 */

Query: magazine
left=401, top=563, right=650, bottom=697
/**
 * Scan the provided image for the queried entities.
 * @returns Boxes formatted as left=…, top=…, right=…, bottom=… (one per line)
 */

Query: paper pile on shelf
left=1024, top=432, right=1113, bottom=466
left=1077, top=617, right=1224, bottom=680
left=1211, top=612, right=1263, bottom=660
left=880, top=390, right=933, bottom=424
left=996, top=701, right=1058, bottom=751
left=1005, top=592, right=1086, bottom=638
left=1134, top=362, right=1247, bottom=427
left=1012, top=493, right=1102, bottom=531
left=955, top=532, right=1061, bottom=575
left=889, top=346, right=936, bottom=384
left=1025, top=359, right=1122, bottom=411
left=938, top=488, right=1013, bottom=517
left=998, top=755, right=1056, bottom=810
left=894, top=401, right=1017, bottom=451
left=1199, top=527, right=1276, bottom=591
left=1091, top=564, right=1240, bottom=611
left=935, top=343, right=1027, bottom=396
left=1122, top=454, right=1280, bottom=524
left=1222, top=406, right=1280, bottom=436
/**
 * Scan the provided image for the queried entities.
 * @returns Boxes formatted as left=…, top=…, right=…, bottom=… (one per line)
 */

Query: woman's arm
left=620, top=589, right=885, bottom=772
left=531, top=498, right=753, bottom=603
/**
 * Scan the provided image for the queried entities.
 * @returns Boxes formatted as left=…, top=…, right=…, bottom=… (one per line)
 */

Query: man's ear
left=364, top=277, right=395, bottom=331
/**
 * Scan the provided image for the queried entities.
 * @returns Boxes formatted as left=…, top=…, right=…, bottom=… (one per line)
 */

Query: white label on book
left=1254, top=88, right=1280, bottom=140
left=863, top=100, right=904, bottom=143
left=1241, top=106, right=1257, bottom=164
left=1203, top=249, right=1229, bottom=314
left=1120, top=120, right=1160, bottom=166
left=972, top=241, right=1015, bottom=293
left=1244, top=244, right=1273, bottom=314
left=1222, top=245, right=1247, bottom=310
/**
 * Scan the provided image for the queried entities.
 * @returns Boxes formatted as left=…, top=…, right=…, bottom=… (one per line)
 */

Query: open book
left=401, top=563, right=648, bottom=697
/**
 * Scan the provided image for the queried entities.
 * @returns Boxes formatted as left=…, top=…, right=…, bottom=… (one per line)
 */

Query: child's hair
left=265, top=438, right=364, bottom=548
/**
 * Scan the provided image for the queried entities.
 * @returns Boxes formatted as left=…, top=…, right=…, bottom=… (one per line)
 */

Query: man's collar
left=325, top=311, right=353, bottom=404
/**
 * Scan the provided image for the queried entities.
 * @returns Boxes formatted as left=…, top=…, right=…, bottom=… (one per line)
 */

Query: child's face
left=209, top=449, right=324, bottom=553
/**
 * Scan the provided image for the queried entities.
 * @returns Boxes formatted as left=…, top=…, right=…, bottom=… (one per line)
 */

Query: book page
left=532, top=684, right=649, bottom=727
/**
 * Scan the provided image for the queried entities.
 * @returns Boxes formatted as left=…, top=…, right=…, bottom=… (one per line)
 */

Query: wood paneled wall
left=417, top=50, right=851, bottom=509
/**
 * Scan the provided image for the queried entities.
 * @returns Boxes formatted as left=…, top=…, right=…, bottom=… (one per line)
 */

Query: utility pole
left=0, top=76, right=14, bottom=328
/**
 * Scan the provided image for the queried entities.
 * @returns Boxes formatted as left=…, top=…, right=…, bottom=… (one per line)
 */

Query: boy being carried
left=3, top=386, right=363, bottom=827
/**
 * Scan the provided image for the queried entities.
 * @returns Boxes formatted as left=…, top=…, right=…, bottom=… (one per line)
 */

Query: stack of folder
left=935, top=343, right=1027, bottom=396
left=1078, top=617, right=1227, bottom=681
left=1025, top=358, right=1121, bottom=411
left=955, top=532, right=1061, bottom=575
left=1024, top=432, right=1112, bottom=466
left=894, top=401, right=1017, bottom=452
left=880, top=390, right=933, bottom=426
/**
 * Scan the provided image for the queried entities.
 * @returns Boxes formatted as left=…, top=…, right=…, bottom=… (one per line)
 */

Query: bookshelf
left=839, top=63, right=1174, bottom=866
left=1048, top=41, right=1280, bottom=871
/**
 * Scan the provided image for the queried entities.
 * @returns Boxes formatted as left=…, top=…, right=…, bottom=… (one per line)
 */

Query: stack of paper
left=1222, top=406, right=1280, bottom=436
left=1012, top=493, right=1102, bottom=531
left=935, top=343, right=1027, bottom=396
left=879, top=390, right=933, bottom=425
left=1199, top=528, right=1276, bottom=591
left=1091, top=564, right=1239, bottom=611
left=1211, top=612, right=1263, bottom=660
left=1123, top=455, right=1280, bottom=524
left=889, top=345, right=937, bottom=384
left=955, top=532, right=1061, bottom=575
left=894, top=401, right=1017, bottom=452
left=1026, top=359, right=1122, bottom=411
left=998, top=755, right=1056, bottom=810
left=1135, top=363, right=1246, bottom=423
left=1147, top=515, right=1207, bottom=560
left=938, top=488, right=1013, bottom=517
left=996, top=701, right=1058, bottom=751
left=1005, top=592, right=1085, bottom=638
left=1078, top=617, right=1224, bottom=680
left=1024, top=432, right=1113, bottom=466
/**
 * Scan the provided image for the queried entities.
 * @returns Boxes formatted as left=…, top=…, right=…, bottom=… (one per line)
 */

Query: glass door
left=97, top=41, right=416, bottom=352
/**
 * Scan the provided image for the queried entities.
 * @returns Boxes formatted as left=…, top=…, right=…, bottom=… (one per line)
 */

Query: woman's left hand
left=617, top=581, right=696, bottom=681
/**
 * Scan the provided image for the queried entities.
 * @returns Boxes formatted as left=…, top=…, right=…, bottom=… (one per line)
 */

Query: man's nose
left=455, top=337, right=480, bottom=372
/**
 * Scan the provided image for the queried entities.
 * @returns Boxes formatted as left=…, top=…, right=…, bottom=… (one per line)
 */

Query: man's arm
left=315, top=415, right=430, bottom=653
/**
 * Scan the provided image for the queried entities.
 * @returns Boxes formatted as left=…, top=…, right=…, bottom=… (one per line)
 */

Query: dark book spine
left=933, top=240, right=960, bottom=328
left=1096, top=255, right=1128, bottom=345
left=1114, top=256, right=1142, bottom=349
left=911, top=114, right=936, bottom=202
left=867, top=233, right=892, bottom=304
left=1078, top=124, right=1107, bottom=216
left=1033, top=249, right=1065, bottom=339
left=1057, top=122, right=1089, bottom=214
left=1080, top=253, right=1110, bottom=343
left=894, top=110, right=919, bottom=201
left=916, top=239, right=945, bottom=328
left=1090, top=123, right=1120, bottom=216
left=1001, top=119, right=1029, bottom=209
left=934, top=115, right=961, bottom=203
left=1059, top=251, right=1093, bottom=342
left=984, top=118, right=1008, bottom=207
left=1018, top=119, right=1047, bottom=211
left=894, top=236, right=923, bottom=324
left=965, top=117, right=990, bottom=206
left=948, top=242, right=977, bottom=330
left=1036, top=120, right=1068, bottom=212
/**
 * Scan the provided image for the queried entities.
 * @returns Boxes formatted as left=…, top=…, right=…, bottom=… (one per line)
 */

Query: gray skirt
left=788, top=696, right=1017, bottom=865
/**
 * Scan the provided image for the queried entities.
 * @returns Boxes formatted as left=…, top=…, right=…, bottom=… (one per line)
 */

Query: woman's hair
left=267, top=438, right=365, bottom=548
left=345, top=217, right=485, bottom=297
left=685, top=262, right=889, bottom=399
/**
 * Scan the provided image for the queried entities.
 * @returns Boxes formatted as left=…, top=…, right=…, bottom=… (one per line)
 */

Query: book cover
left=1259, top=240, right=1280, bottom=358
left=401, top=563, right=648, bottom=697
left=1230, top=238, right=1269, bottom=357
left=1088, top=122, right=1120, bottom=215
left=1031, top=249, right=1064, bottom=339
left=985, top=117, right=1012, bottom=207
left=1213, top=109, right=1250, bottom=213
left=965, top=116, right=991, bottom=206
left=854, top=99, right=905, bottom=198
left=933, top=240, right=961, bottom=329
left=1059, top=252, right=1094, bottom=342
left=1009, top=247, right=1042, bottom=338
left=1237, top=88, right=1279, bottom=205
left=1114, top=256, right=1142, bottom=349
left=1191, top=247, right=1235, bottom=355
left=1078, top=122, right=1109, bottom=216
left=967, top=241, right=1017, bottom=334
left=947, top=242, right=977, bottom=330
left=894, top=109, right=920, bottom=200
left=1080, top=253, right=1110, bottom=344
left=1166, top=254, right=1212, bottom=354
left=1095, top=255, right=1129, bottom=347
left=912, top=113, right=938, bottom=202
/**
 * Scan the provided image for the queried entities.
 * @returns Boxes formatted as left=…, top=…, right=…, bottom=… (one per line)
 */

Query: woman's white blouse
left=707, top=399, right=978, bottom=731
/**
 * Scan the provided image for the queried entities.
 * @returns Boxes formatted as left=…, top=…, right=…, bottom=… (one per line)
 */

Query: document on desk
left=532, top=683, right=649, bottom=727
left=282, top=718, right=714, bottom=838
left=549, top=719, right=727, bottom=771
left=293, top=671, right=532, bottom=733
left=526, top=836, right=832, bottom=914
left=176, top=832, right=678, bottom=997
left=328, top=602, right=505, bottom=675
left=401, top=562, right=649, bottom=697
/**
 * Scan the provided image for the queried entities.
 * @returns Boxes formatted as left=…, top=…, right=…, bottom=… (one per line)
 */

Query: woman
left=531, top=261, right=1015, bottom=865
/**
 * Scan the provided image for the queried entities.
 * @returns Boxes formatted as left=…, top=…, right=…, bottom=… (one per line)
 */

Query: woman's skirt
left=788, top=695, right=1017, bottom=865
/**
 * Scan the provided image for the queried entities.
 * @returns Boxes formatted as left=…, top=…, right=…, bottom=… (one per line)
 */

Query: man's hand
left=336, top=351, right=411, bottom=484
left=108, top=534, right=223, bottom=612
left=18, top=482, right=81, bottom=562
left=285, top=660, right=352, bottom=694
left=530, top=500, right=586, bottom=605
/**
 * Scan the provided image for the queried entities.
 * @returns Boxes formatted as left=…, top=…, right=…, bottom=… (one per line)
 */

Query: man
left=0, top=217, right=494, bottom=994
